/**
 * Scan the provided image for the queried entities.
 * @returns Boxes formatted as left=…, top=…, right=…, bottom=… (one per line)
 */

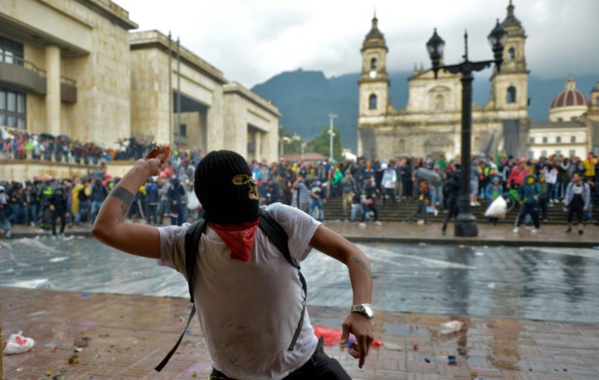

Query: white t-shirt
left=158, top=203, right=321, bottom=380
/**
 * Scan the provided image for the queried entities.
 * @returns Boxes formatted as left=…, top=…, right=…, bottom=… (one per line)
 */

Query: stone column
left=255, top=130, right=261, bottom=161
left=45, top=45, right=61, bottom=136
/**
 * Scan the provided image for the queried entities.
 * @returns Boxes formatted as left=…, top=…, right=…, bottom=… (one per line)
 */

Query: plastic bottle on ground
left=439, top=320, right=463, bottom=334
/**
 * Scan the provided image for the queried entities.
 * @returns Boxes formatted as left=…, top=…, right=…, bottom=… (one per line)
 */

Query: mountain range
left=251, top=69, right=597, bottom=152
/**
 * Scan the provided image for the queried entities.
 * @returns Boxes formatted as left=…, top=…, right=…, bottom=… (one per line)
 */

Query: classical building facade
left=357, top=2, right=529, bottom=160
left=0, top=0, right=280, bottom=164
left=528, top=78, right=599, bottom=159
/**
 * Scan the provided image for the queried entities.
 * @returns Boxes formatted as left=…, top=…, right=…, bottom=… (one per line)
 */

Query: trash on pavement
left=439, top=320, right=463, bottom=334
left=68, top=355, right=79, bottom=364
left=383, top=342, right=403, bottom=351
left=448, top=355, right=457, bottom=365
left=2, top=331, right=35, bottom=354
left=313, top=325, right=383, bottom=346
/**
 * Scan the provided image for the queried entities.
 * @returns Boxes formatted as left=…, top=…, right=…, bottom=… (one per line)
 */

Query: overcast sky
left=116, top=0, right=598, bottom=88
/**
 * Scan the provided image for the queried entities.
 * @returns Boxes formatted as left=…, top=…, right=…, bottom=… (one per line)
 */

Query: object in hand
left=145, top=146, right=171, bottom=165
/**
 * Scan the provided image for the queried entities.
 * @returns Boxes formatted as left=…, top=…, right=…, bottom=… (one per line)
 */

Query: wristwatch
left=351, top=303, right=374, bottom=319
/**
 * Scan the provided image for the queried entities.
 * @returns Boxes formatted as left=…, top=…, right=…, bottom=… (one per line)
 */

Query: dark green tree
left=306, top=126, right=343, bottom=162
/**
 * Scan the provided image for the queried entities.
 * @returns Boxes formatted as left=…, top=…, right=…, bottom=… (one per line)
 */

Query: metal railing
left=0, top=51, right=77, bottom=87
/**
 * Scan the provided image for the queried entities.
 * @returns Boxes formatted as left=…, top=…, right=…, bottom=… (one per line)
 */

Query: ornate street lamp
left=426, top=20, right=507, bottom=237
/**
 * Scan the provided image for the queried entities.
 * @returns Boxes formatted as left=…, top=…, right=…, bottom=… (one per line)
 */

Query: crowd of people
left=0, top=127, right=205, bottom=165
left=1, top=138, right=598, bottom=240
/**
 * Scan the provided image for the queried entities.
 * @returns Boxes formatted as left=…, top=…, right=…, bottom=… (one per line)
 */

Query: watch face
left=369, top=70, right=377, bottom=79
left=363, top=304, right=374, bottom=318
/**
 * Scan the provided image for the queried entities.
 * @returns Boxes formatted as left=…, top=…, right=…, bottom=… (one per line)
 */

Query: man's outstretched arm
left=92, top=156, right=164, bottom=259
left=309, top=225, right=374, bottom=368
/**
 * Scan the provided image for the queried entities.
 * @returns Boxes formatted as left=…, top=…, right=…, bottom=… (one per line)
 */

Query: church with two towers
left=357, top=2, right=530, bottom=160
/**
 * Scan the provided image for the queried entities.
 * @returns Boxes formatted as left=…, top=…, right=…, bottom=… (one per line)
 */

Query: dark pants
left=51, top=210, right=67, bottom=235
left=407, top=200, right=427, bottom=223
left=442, top=202, right=459, bottom=231
left=539, top=197, right=548, bottom=220
left=209, top=337, right=350, bottom=380
left=361, top=204, right=378, bottom=222
left=515, top=203, right=540, bottom=228
left=146, top=203, right=158, bottom=225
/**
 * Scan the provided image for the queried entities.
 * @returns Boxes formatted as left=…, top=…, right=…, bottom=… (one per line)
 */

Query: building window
left=508, top=47, right=515, bottom=60
left=555, top=150, right=561, bottom=156
left=370, top=57, right=377, bottom=69
left=556, top=136, right=561, bottom=143
left=528, top=150, right=534, bottom=159
left=542, top=137, right=547, bottom=143
left=529, top=137, right=535, bottom=144
left=557, top=117, right=563, bottom=122
left=179, top=124, right=187, bottom=137
left=569, top=150, right=576, bottom=157
left=369, top=94, right=377, bottom=110
left=506, top=86, right=517, bottom=103
left=570, top=136, right=576, bottom=143
left=0, top=35, right=24, bottom=65
left=541, top=150, right=547, bottom=157
left=596, top=97, right=599, bottom=106
left=0, top=87, right=26, bottom=129
left=435, top=94, right=444, bottom=112
left=399, top=139, right=406, bottom=152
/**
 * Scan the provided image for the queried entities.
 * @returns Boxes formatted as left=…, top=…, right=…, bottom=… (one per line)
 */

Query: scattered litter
left=53, top=375, right=66, bottom=380
left=192, top=371, right=198, bottom=377
left=82, top=291, right=90, bottom=298
left=424, top=358, right=430, bottom=363
left=44, top=343, right=56, bottom=349
left=74, top=347, right=83, bottom=352
left=179, top=316, right=185, bottom=322
left=412, top=343, right=418, bottom=351
left=448, top=355, right=457, bottom=365
left=50, top=257, right=69, bottom=263
left=68, top=355, right=79, bottom=364
left=439, top=321, right=463, bottom=335
left=74, top=336, right=90, bottom=347
left=52, top=347, right=57, bottom=353
left=471, top=371, right=477, bottom=378
left=2, top=331, right=35, bottom=354
left=46, top=369, right=53, bottom=376
left=313, top=325, right=382, bottom=346
left=475, top=252, right=484, bottom=256
left=383, top=342, right=403, bottom=351
left=487, top=283, right=496, bottom=289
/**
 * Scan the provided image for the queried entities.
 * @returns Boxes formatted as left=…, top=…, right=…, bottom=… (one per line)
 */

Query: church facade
left=357, top=2, right=529, bottom=160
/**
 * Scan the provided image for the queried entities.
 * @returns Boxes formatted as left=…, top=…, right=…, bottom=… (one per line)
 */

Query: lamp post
left=328, top=113, right=337, bottom=161
left=426, top=20, right=507, bottom=237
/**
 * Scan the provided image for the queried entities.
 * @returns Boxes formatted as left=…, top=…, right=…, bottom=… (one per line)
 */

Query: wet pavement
left=3, top=287, right=599, bottom=379
left=2, top=222, right=599, bottom=379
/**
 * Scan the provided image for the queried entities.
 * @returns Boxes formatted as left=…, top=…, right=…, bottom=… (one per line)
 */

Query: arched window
left=506, top=86, right=517, bottom=103
left=435, top=94, right=445, bottom=111
left=369, top=94, right=377, bottom=110
left=370, top=57, right=377, bottom=69
left=508, top=47, right=516, bottom=60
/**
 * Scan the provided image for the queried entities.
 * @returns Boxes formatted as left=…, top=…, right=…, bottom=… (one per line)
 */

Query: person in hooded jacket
left=441, top=170, right=460, bottom=235
left=513, top=174, right=541, bottom=233
left=145, top=178, right=160, bottom=225
left=49, top=186, right=69, bottom=238
left=167, top=177, right=186, bottom=226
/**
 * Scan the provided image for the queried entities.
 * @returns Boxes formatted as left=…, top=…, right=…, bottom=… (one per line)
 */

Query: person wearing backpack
left=512, top=174, right=541, bottom=234
left=92, top=149, right=374, bottom=379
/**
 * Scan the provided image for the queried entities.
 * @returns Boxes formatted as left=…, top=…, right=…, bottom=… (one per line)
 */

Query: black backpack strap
left=258, top=207, right=307, bottom=351
left=155, top=220, right=206, bottom=372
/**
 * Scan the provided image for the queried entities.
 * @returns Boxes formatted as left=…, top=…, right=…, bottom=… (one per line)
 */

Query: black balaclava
left=194, top=150, right=259, bottom=224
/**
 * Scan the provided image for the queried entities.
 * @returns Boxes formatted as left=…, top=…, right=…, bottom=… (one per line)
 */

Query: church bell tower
left=359, top=14, right=389, bottom=117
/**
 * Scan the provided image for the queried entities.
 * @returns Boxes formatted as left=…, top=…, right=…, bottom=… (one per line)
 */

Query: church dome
left=550, top=78, right=588, bottom=109
left=548, top=78, right=588, bottom=122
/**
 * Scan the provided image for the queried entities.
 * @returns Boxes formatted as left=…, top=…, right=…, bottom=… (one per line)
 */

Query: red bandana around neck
left=209, top=219, right=260, bottom=262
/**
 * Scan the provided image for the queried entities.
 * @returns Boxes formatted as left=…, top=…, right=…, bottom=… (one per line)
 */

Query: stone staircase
left=322, top=195, right=599, bottom=225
